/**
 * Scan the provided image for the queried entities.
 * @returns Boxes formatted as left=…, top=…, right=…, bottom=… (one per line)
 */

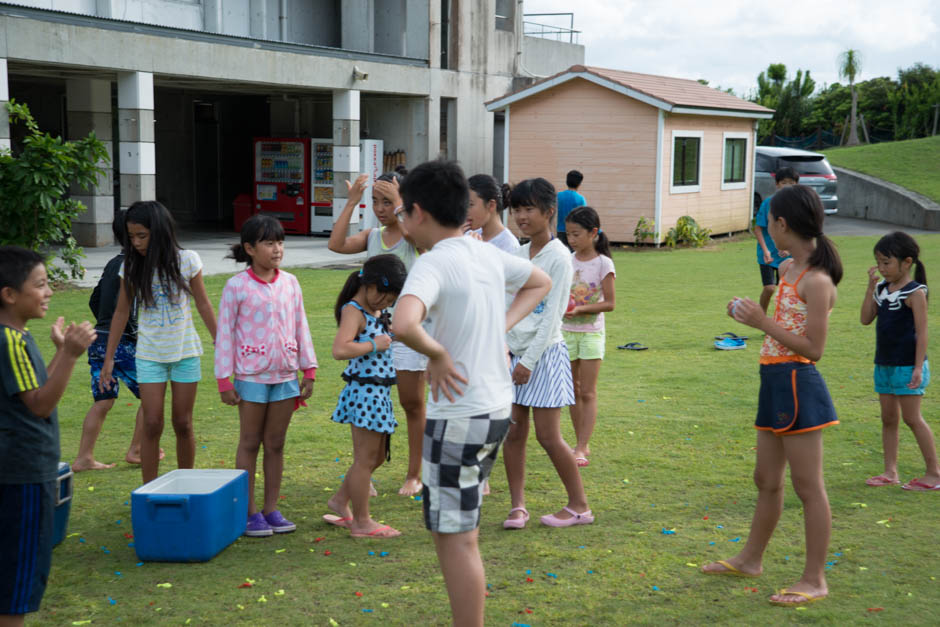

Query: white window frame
left=721, top=131, right=750, bottom=191
left=670, top=130, right=704, bottom=194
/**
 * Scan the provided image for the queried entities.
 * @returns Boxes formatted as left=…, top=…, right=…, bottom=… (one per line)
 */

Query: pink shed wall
left=660, top=114, right=755, bottom=236
left=507, top=78, right=659, bottom=242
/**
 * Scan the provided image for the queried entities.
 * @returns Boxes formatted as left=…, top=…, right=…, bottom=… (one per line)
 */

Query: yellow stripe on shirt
left=5, top=327, right=27, bottom=391
left=16, top=337, right=38, bottom=389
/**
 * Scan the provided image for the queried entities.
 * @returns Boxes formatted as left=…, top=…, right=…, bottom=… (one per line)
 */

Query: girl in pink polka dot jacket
left=214, top=215, right=318, bottom=537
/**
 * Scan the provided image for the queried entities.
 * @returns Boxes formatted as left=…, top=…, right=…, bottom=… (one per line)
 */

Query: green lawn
left=28, top=234, right=940, bottom=625
left=823, top=136, right=940, bottom=203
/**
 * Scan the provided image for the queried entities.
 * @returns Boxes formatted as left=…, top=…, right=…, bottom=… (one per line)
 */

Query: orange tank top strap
left=761, top=264, right=812, bottom=365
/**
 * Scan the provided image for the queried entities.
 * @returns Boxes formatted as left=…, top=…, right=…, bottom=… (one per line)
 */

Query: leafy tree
left=0, top=100, right=109, bottom=282
left=890, top=63, right=940, bottom=140
left=838, top=49, right=862, bottom=145
left=751, top=63, right=814, bottom=142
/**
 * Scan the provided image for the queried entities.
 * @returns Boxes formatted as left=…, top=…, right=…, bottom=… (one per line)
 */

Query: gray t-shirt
left=367, top=227, right=419, bottom=272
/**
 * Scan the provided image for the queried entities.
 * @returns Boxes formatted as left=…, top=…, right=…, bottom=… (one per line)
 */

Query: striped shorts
left=510, top=341, right=575, bottom=408
left=0, top=481, right=55, bottom=615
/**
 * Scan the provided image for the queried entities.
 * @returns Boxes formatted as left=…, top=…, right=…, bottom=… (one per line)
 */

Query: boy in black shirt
left=0, top=246, right=96, bottom=625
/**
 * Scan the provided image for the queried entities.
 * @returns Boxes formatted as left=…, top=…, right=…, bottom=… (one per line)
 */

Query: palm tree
left=838, top=49, right=862, bottom=145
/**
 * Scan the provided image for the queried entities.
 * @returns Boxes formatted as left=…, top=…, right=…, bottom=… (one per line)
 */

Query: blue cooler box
left=131, top=469, right=248, bottom=562
left=52, top=461, right=73, bottom=547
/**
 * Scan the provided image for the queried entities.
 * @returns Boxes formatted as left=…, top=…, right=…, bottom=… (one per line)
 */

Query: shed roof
left=486, top=65, right=774, bottom=119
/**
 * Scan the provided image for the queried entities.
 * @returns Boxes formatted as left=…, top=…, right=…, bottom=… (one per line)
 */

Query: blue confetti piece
left=834, top=552, right=842, bottom=557
left=127, top=542, right=135, bottom=548
left=512, top=623, right=531, bottom=627
left=587, top=570, right=594, bottom=574
left=339, top=475, right=345, bottom=479
left=487, top=584, right=493, bottom=589
left=79, top=538, right=86, bottom=543
left=116, top=520, right=122, bottom=525
left=525, top=569, right=531, bottom=575
left=729, top=537, right=740, bottom=542
left=578, top=545, right=586, bottom=549
left=136, top=562, right=144, bottom=567
left=661, top=528, right=676, bottom=535
left=368, top=551, right=375, bottom=556
left=784, top=556, right=790, bottom=561
left=380, top=551, right=389, bottom=557
left=652, top=585, right=660, bottom=591
left=413, top=495, right=422, bottom=501
left=123, top=501, right=129, bottom=505
left=716, top=525, right=724, bottom=529
left=101, top=546, right=111, bottom=554
left=201, top=445, right=207, bottom=449
left=334, top=457, right=340, bottom=462
left=705, top=506, right=709, bottom=510
left=546, top=573, right=557, bottom=578
left=115, top=572, right=122, bottom=577
left=362, top=609, right=373, bottom=613
left=108, top=596, right=116, bottom=605
left=708, top=542, right=716, bottom=545
left=638, top=399, right=645, bottom=403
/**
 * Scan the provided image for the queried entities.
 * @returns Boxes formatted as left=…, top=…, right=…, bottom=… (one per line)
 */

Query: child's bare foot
left=398, top=476, right=422, bottom=496
left=370, top=482, right=378, bottom=497
left=350, top=519, right=401, bottom=538
left=125, top=448, right=166, bottom=465
left=701, top=558, right=762, bottom=577
left=482, top=479, right=491, bottom=496
left=72, top=458, right=116, bottom=472
left=768, top=581, right=828, bottom=606
left=327, top=496, right=353, bottom=520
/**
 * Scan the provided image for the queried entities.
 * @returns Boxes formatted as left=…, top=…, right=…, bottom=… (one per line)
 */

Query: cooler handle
left=146, top=494, right=190, bottom=519
left=56, top=469, right=74, bottom=506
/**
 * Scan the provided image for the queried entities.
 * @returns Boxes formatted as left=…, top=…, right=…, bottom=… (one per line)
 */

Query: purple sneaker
left=264, top=510, right=297, bottom=533
left=245, top=512, right=273, bottom=537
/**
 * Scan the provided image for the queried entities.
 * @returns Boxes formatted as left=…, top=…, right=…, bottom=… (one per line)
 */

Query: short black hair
left=774, top=167, right=799, bottom=183
left=566, top=170, right=584, bottom=188
left=0, top=246, right=46, bottom=296
left=399, top=160, right=469, bottom=228
left=509, top=178, right=556, bottom=216
left=228, top=214, right=285, bottom=264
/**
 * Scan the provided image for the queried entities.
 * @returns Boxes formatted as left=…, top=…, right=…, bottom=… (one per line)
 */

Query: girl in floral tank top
left=702, top=185, right=842, bottom=608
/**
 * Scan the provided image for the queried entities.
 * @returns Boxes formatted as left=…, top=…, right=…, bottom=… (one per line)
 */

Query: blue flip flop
left=715, top=332, right=748, bottom=341
left=617, top=342, right=648, bottom=351
left=714, top=337, right=746, bottom=350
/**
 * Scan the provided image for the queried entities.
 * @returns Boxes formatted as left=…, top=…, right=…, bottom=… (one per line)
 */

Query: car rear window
left=779, top=156, right=834, bottom=176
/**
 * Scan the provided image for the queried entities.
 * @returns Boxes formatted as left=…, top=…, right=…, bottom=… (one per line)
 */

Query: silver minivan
left=754, top=147, right=838, bottom=215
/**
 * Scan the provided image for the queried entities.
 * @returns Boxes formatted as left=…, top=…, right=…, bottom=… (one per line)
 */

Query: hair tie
left=382, top=276, right=389, bottom=287
left=597, top=228, right=603, bottom=234
left=358, top=270, right=364, bottom=277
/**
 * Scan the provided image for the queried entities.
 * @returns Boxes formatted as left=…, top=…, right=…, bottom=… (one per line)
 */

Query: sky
left=522, top=0, right=939, bottom=97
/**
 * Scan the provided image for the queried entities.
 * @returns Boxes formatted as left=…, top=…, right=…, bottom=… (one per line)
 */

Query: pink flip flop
left=350, top=524, right=401, bottom=538
left=540, top=506, right=594, bottom=527
left=575, top=457, right=590, bottom=468
left=503, top=507, right=529, bottom=529
left=902, top=479, right=940, bottom=491
left=865, top=474, right=900, bottom=487
left=322, top=514, right=353, bottom=528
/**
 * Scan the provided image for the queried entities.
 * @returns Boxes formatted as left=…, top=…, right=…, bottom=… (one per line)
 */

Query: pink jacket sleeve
left=293, top=275, right=318, bottom=379
left=214, top=279, right=238, bottom=392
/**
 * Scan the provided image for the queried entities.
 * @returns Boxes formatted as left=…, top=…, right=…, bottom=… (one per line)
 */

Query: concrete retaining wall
left=834, top=166, right=940, bottom=231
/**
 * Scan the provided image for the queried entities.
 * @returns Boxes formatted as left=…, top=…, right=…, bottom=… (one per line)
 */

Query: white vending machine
left=308, top=139, right=384, bottom=234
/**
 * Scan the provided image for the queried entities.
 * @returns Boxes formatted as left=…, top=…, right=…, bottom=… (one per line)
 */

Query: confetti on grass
left=156, top=583, right=172, bottom=588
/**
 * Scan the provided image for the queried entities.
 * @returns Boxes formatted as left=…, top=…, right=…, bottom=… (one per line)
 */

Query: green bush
left=663, top=215, right=712, bottom=248
left=633, top=216, right=656, bottom=244
left=0, top=100, right=109, bottom=282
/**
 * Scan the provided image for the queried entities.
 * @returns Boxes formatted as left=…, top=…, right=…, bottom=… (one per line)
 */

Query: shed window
left=724, top=138, right=746, bottom=183
left=670, top=131, right=703, bottom=194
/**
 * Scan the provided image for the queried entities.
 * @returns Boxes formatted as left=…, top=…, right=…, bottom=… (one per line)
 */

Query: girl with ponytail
left=561, top=206, right=616, bottom=467
left=324, top=254, right=408, bottom=538
left=465, top=174, right=520, bottom=253
left=861, top=231, right=938, bottom=491
left=703, top=184, right=841, bottom=607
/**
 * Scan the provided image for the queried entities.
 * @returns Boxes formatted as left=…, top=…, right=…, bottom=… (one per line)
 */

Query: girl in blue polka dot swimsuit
left=325, top=254, right=408, bottom=538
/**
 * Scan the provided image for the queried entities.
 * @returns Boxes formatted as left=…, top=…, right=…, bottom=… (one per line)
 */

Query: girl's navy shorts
left=756, top=362, right=839, bottom=435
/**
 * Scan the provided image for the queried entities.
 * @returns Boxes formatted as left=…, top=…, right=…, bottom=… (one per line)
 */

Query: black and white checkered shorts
left=422, top=407, right=511, bottom=533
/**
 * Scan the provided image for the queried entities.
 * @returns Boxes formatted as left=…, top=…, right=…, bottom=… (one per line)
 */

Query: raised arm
left=860, top=266, right=879, bottom=325
left=327, top=174, right=372, bottom=254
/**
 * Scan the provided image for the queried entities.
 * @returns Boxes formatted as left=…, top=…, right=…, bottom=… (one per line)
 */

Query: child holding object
left=1, top=246, right=97, bottom=626
left=391, top=161, right=550, bottom=627
left=502, top=178, right=593, bottom=529
left=325, top=254, right=407, bottom=538
left=215, top=215, right=318, bottom=537
left=562, top=206, right=616, bottom=468
left=100, top=201, right=217, bottom=484
left=328, top=172, right=427, bottom=497
left=702, top=185, right=841, bottom=607
left=861, top=232, right=939, bottom=491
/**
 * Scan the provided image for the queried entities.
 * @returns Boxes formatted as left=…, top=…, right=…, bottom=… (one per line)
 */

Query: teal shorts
left=874, top=361, right=930, bottom=396
left=233, top=379, right=300, bottom=404
left=562, top=329, right=605, bottom=361
left=136, top=356, right=202, bottom=384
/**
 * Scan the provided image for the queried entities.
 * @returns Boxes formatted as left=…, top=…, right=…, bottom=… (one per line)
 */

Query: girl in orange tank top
left=701, top=185, right=843, bottom=608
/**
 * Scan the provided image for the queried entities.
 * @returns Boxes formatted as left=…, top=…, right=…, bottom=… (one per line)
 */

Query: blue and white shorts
left=510, top=341, right=575, bottom=408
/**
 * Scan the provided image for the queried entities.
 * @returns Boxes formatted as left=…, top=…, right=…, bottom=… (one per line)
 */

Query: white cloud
left=524, top=0, right=939, bottom=95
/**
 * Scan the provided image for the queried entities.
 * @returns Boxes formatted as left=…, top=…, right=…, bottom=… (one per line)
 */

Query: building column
left=341, top=0, right=374, bottom=52
left=0, top=58, right=10, bottom=152
left=66, top=78, right=115, bottom=247
left=332, top=89, right=361, bottom=228
left=117, top=71, right=155, bottom=213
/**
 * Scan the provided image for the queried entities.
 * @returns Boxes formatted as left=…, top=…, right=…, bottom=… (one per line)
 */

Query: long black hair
left=874, top=231, right=927, bottom=286
left=508, top=177, right=556, bottom=220
left=227, top=214, right=285, bottom=264
left=565, top=206, right=611, bottom=258
left=334, top=253, right=407, bottom=325
left=122, top=200, right=190, bottom=308
left=769, top=185, right=843, bottom=285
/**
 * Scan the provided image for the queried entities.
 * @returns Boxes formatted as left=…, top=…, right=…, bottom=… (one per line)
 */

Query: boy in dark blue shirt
left=0, top=246, right=96, bottom=625
left=556, top=170, right=586, bottom=250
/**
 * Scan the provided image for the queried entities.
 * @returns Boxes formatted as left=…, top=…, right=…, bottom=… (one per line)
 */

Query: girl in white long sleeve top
left=502, top=178, right=594, bottom=530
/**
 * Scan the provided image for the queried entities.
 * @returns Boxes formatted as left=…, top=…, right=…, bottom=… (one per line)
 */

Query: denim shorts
left=136, top=356, right=202, bottom=384
left=233, top=378, right=300, bottom=404
left=874, top=361, right=930, bottom=396
left=756, top=362, right=839, bottom=435
left=89, top=333, right=139, bottom=401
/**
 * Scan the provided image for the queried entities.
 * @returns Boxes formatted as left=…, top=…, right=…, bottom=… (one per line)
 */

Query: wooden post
left=839, top=115, right=849, bottom=146
left=859, top=112, right=871, bottom=144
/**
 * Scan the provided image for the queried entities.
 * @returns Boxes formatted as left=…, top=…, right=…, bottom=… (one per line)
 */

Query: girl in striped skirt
left=502, top=178, right=594, bottom=529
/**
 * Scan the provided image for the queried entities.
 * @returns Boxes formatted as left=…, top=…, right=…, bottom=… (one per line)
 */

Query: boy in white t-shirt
left=391, top=160, right=551, bottom=627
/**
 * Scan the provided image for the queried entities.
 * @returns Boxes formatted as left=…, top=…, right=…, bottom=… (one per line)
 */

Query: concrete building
left=486, top=65, right=773, bottom=243
left=0, top=1, right=583, bottom=245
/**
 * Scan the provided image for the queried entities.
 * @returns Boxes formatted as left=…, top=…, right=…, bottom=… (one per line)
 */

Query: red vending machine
left=253, top=138, right=310, bottom=234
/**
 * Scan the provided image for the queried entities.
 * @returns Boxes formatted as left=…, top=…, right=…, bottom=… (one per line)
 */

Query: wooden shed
left=485, top=65, right=774, bottom=243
